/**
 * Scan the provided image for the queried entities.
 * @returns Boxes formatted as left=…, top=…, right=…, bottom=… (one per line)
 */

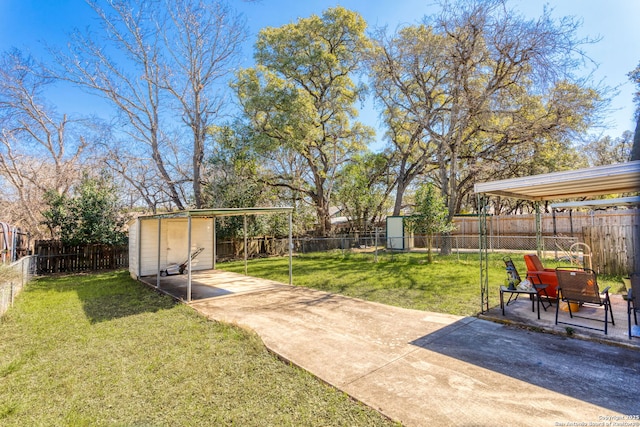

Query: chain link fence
left=214, top=232, right=577, bottom=259
left=0, top=255, right=38, bottom=317
left=385, top=234, right=579, bottom=257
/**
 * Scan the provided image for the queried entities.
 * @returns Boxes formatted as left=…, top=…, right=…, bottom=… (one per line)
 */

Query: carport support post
left=137, top=218, right=143, bottom=280
left=156, top=218, right=161, bottom=289
left=187, top=215, right=193, bottom=303
left=212, top=217, right=216, bottom=270
left=288, top=211, right=293, bottom=285
left=478, top=194, right=489, bottom=313
left=243, top=214, right=248, bottom=276
left=535, top=202, right=542, bottom=258
left=552, top=209, right=558, bottom=260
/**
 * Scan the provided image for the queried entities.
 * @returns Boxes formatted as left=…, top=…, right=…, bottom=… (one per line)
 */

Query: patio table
left=500, top=285, right=542, bottom=319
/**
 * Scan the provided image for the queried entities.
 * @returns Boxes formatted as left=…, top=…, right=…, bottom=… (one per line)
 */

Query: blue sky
left=1, top=0, right=639, bottom=142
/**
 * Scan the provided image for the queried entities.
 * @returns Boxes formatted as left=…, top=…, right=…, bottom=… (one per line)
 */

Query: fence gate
left=583, top=225, right=639, bottom=275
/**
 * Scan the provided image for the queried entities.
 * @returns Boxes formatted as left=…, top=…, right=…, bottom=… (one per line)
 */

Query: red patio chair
left=524, top=254, right=559, bottom=299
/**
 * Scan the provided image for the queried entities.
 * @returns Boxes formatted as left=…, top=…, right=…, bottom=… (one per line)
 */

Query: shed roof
left=137, top=207, right=294, bottom=220
left=474, top=161, right=640, bottom=201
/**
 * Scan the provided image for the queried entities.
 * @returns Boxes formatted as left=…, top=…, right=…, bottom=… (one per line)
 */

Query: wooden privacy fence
left=35, top=241, right=129, bottom=274
left=583, top=225, right=639, bottom=276
left=452, top=209, right=639, bottom=240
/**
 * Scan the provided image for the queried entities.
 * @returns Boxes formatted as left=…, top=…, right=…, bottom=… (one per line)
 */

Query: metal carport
left=128, top=207, right=294, bottom=302
left=474, top=160, right=640, bottom=312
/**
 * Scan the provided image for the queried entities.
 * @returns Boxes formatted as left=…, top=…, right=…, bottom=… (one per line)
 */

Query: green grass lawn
left=220, top=250, right=626, bottom=317
left=1, top=251, right=624, bottom=425
left=0, top=271, right=396, bottom=426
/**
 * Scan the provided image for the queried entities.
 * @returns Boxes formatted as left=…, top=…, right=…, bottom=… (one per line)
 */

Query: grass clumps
left=0, top=270, right=396, bottom=426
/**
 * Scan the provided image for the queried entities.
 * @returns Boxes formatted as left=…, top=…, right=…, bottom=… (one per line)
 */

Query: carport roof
left=474, top=160, right=640, bottom=201
left=138, top=207, right=293, bottom=220
left=550, top=196, right=640, bottom=210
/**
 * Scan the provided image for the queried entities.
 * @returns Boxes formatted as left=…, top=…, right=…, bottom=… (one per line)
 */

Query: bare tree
left=161, top=0, right=247, bottom=208
left=101, top=146, right=171, bottom=213
left=53, top=0, right=185, bottom=210
left=52, top=0, right=246, bottom=210
left=0, top=49, right=92, bottom=238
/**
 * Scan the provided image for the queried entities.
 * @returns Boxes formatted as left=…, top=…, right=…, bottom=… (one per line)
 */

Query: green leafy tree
left=334, top=153, right=391, bottom=231
left=234, top=7, right=374, bottom=235
left=42, top=175, right=127, bottom=245
left=367, top=25, right=441, bottom=216
left=204, top=125, right=270, bottom=238
left=582, top=131, right=634, bottom=166
left=41, top=190, right=70, bottom=240
left=204, top=125, right=265, bottom=210
left=368, top=0, right=603, bottom=252
left=407, top=183, right=455, bottom=263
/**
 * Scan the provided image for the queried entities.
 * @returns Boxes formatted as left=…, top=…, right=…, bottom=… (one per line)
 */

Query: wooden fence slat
left=583, top=224, right=639, bottom=276
left=34, top=241, right=129, bottom=274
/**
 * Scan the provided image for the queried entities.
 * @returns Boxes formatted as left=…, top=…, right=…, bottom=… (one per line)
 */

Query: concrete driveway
left=154, top=271, right=640, bottom=426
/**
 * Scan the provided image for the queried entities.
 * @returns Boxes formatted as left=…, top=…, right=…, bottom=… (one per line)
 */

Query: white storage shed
left=386, top=216, right=413, bottom=250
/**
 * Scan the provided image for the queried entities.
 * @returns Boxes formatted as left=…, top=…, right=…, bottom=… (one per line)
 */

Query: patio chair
left=627, top=274, right=640, bottom=339
left=502, top=256, right=551, bottom=310
left=524, top=254, right=559, bottom=298
left=555, top=267, right=614, bottom=334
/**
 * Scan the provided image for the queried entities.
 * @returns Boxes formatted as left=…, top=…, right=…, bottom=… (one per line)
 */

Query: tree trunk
left=192, top=127, right=204, bottom=209
left=315, top=201, right=332, bottom=236
left=393, top=179, right=406, bottom=216
left=631, top=115, right=640, bottom=161
left=150, top=134, right=184, bottom=211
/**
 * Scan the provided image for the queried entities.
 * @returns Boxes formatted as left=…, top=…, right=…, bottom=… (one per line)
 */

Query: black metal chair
left=627, top=274, right=640, bottom=339
left=503, top=256, right=551, bottom=310
left=555, top=267, right=614, bottom=334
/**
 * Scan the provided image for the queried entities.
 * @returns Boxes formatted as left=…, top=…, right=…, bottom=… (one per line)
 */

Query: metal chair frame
left=627, top=275, right=640, bottom=339
left=503, top=256, right=551, bottom=310
left=555, top=267, right=614, bottom=335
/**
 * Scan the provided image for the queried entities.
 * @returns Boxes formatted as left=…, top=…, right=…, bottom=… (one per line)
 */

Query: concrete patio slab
left=480, top=291, right=638, bottom=347
left=141, top=271, right=640, bottom=426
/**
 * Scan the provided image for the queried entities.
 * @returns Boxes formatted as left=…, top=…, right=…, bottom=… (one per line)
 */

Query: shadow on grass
left=31, top=270, right=176, bottom=323
left=410, top=318, right=640, bottom=414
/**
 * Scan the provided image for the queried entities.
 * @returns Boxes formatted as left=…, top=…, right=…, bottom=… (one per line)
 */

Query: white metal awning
left=474, top=161, right=640, bottom=201
left=550, top=196, right=640, bottom=210
left=137, top=207, right=294, bottom=220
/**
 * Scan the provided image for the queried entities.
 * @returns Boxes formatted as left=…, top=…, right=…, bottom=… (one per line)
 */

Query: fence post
left=374, top=227, right=378, bottom=263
